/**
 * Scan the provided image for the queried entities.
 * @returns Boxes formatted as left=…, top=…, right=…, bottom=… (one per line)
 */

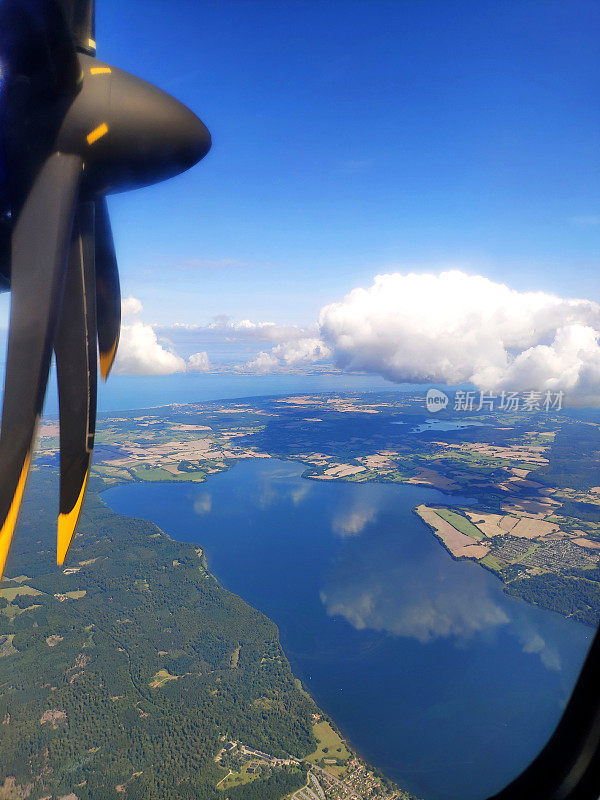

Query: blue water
left=411, top=420, right=486, bottom=433
left=34, top=371, right=404, bottom=415
left=105, top=460, right=593, bottom=800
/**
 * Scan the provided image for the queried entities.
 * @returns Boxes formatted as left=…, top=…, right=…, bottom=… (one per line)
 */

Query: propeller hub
left=57, top=56, right=211, bottom=195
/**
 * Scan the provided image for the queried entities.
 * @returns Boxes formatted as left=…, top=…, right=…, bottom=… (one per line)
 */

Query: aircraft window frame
left=486, top=629, right=600, bottom=800
left=0, top=1, right=598, bottom=798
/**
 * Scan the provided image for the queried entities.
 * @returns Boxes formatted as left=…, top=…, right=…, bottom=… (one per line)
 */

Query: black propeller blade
left=95, top=196, right=121, bottom=381
left=0, top=152, right=82, bottom=577
left=57, top=0, right=96, bottom=55
left=54, top=201, right=97, bottom=566
left=0, top=0, right=81, bottom=215
left=0, top=0, right=211, bottom=579
left=0, top=0, right=81, bottom=98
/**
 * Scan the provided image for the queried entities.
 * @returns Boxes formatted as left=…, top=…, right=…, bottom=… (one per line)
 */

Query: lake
left=105, top=459, right=593, bottom=800
left=33, top=370, right=403, bottom=415
left=411, top=420, right=486, bottom=433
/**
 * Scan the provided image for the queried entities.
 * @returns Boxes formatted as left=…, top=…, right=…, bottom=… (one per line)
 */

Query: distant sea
left=35, top=372, right=408, bottom=415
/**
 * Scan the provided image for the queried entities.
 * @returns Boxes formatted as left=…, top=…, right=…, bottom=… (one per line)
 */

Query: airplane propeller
left=0, top=0, right=211, bottom=578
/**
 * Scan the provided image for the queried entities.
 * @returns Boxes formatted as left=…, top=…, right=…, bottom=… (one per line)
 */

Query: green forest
left=0, top=469, right=316, bottom=800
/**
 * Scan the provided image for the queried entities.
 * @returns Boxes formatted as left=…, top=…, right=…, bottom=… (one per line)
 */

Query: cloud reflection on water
left=321, top=575, right=510, bottom=644
left=320, top=517, right=564, bottom=672
left=255, top=467, right=313, bottom=509
left=332, top=503, right=378, bottom=537
left=291, top=483, right=311, bottom=506
left=517, top=626, right=561, bottom=672
left=193, top=492, right=212, bottom=515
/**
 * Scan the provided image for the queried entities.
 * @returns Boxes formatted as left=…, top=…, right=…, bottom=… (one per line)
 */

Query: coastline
left=97, top=444, right=597, bottom=631
left=98, top=453, right=595, bottom=800
left=0, top=464, right=416, bottom=800
left=412, top=504, right=597, bottom=627
left=95, top=447, right=599, bottom=631
left=95, top=477, right=416, bottom=800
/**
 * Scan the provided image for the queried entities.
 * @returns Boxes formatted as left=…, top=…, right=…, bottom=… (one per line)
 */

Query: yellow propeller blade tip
left=99, top=340, right=118, bottom=382
left=0, top=455, right=31, bottom=581
left=57, top=473, right=90, bottom=567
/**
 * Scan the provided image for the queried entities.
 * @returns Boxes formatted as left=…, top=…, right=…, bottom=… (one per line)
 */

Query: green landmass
left=5, top=390, right=600, bottom=799
left=306, top=720, right=351, bottom=769
left=0, top=452, right=414, bottom=800
left=430, top=509, right=484, bottom=540
left=0, top=470, right=317, bottom=800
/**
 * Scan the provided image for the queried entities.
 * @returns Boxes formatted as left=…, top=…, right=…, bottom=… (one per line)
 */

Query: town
left=215, top=729, right=413, bottom=800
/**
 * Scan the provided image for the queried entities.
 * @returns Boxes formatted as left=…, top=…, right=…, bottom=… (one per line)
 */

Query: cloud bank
left=247, top=337, right=332, bottom=374
left=187, top=351, right=211, bottom=373
left=319, top=271, right=600, bottom=396
left=245, top=270, right=600, bottom=403
left=114, top=298, right=209, bottom=375
left=114, top=272, right=600, bottom=402
left=161, top=317, right=312, bottom=345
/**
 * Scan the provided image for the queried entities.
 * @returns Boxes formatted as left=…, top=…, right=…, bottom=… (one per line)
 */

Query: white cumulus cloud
left=119, top=271, right=600, bottom=403
left=247, top=337, right=332, bottom=374
left=235, top=269, right=600, bottom=403
left=187, top=351, right=211, bottom=373
left=318, top=271, right=600, bottom=398
left=121, top=295, right=144, bottom=317
left=113, top=297, right=187, bottom=376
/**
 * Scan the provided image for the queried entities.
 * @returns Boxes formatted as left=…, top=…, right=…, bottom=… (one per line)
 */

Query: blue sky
left=86, top=0, right=600, bottom=327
